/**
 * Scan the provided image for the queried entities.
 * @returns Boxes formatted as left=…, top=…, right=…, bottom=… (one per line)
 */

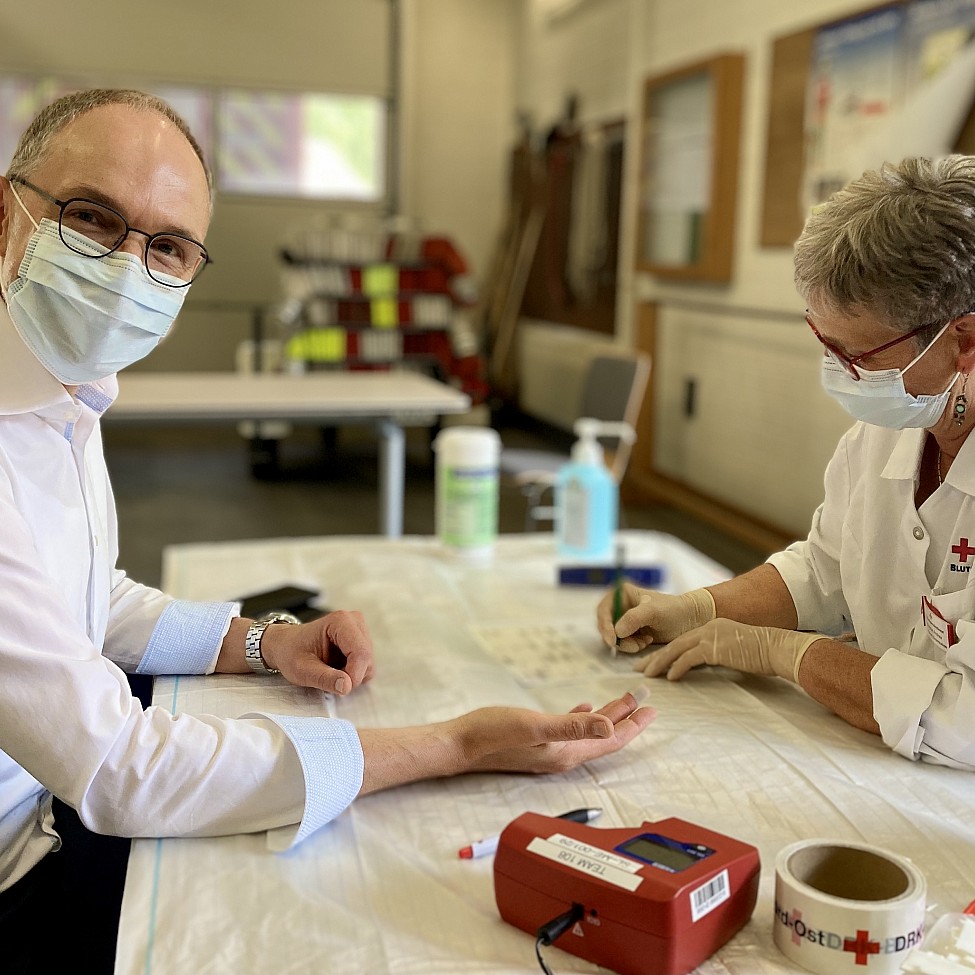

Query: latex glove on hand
left=597, top=584, right=715, bottom=653
left=636, top=618, right=829, bottom=683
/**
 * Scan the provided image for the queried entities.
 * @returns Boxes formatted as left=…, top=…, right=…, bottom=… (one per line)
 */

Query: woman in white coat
left=598, top=155, right=975, bottom=769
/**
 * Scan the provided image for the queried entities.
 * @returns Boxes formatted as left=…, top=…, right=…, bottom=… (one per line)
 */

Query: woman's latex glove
left=636, top=618, right=829, bottom=683
left=597, top=584, right=716, bottom=653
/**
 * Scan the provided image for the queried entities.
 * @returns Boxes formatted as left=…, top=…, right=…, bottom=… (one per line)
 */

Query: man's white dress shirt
left=769, top=419, right=975, bottom=768
left=0, top=306, right=363, bottom=894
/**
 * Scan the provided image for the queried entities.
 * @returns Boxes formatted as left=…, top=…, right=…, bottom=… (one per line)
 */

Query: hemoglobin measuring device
left=494, top=813, right=760, bottom=975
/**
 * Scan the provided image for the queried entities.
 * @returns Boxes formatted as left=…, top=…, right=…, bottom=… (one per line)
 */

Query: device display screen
left=617, top=834, right=714, bottom=873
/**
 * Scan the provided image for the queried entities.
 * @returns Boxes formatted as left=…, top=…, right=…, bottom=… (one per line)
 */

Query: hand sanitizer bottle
left=555, top=418, right=629, bottom=562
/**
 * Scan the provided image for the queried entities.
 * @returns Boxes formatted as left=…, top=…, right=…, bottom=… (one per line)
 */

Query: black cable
left=533, top=904, right=584, bottom=975
left=535, top=936, right=556, bottom=975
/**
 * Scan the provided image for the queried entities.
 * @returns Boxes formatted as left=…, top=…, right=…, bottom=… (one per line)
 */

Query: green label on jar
left=438, top=467, right=499, bottom=548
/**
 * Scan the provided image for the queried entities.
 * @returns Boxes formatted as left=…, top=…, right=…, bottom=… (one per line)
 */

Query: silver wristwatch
left=243, top=611, right=300, bottom=675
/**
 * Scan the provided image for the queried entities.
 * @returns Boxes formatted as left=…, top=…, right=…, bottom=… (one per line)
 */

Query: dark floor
left=102, top=418, right=769, bottom=590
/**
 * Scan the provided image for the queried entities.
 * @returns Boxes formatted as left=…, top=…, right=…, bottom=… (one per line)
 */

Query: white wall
left=400, top=0, right=519, bottom=279
left=515, top=0, right=869, bottom=536
left=516, top=0, right=635, bottom=127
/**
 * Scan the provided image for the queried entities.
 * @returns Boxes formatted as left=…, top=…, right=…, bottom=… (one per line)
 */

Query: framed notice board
left=635, top=53, right=745, bottom=282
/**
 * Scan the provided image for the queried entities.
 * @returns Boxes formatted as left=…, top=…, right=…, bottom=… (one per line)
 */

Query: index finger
left=613, top=706, right=657, bottom=741
left=591, top=685, right=651, bottom=724
left=573, top=705, right=657, bottom=762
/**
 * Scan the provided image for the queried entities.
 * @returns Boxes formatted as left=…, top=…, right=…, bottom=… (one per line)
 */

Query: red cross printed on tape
left=843, top=929, right=881, bottom=965
left=790, top=909, right=803, bottom=946
left=952, top=537, right=975, bottom=563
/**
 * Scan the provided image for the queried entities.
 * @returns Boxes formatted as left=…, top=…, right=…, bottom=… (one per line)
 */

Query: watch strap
left=243, top=612, right=300, bottom=675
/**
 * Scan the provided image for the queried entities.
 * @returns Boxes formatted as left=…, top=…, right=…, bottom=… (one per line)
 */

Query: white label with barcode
left=689, top=869, right=730, bottom=922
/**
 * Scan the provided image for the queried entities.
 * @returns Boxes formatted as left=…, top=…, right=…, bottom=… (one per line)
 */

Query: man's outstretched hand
left=357, top=689, right=655, bottom=795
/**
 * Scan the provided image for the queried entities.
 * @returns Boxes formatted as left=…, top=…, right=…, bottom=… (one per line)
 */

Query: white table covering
left=114, top=532, right=975, bottom=975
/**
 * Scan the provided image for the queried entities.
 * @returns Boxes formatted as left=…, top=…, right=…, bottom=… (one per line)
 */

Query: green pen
left=612, top=542, right=625, bottom=657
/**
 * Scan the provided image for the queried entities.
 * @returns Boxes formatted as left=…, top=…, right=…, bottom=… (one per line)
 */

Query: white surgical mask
left=821, top=319, right=958, bottom=429
left=1, top=191, right=186, bottom=384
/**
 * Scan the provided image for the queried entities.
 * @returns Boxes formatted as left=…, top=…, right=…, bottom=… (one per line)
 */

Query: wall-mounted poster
left=905, top=0, right=975, bottom=87
left=802, top=5, right=906, bottom=208
left=803, top=0, right=975, bottom=211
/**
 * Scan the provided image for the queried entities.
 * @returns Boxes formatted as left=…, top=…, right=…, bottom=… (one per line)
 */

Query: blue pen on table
left=458, top=807, right=602, bottom=859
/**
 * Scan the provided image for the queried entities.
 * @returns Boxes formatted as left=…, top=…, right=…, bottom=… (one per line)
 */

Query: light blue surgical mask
left=1, top=195, right=186, bottom=384
left=820, top=320, right=959, bottom=429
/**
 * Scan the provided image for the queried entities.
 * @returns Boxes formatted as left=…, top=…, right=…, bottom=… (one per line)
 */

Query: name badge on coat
left=922, top=595, right=958, bottom=651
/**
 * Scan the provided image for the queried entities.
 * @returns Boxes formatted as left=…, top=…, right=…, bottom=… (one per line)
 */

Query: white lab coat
left=769, top=420, right=975, bottom=768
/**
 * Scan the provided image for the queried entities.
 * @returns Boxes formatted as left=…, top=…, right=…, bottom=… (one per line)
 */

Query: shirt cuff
left=871, top=648, right=944, bottom=759
left=136, top=599, right=237, bottom=676
left=255, top=714, right=364, bottom=851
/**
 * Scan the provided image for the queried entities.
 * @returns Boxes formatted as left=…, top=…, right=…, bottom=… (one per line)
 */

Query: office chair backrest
left=579, top=353, right=651, bottom=482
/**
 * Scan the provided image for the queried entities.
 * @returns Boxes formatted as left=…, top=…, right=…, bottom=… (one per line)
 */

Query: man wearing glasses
left=599, top=155, right=975, bottom=771
left=0, top=89, right=654, bottom=974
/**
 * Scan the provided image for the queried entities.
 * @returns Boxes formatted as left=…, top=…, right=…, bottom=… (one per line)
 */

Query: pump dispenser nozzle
left=570, top=418, right=636, bottom=466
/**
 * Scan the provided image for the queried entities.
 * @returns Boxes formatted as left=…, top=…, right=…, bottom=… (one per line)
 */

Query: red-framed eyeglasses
left=805, top=312, right=942, bottom=381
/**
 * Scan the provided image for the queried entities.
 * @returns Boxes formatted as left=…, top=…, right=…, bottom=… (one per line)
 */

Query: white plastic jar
left=432, top=426, right=501, bottom=558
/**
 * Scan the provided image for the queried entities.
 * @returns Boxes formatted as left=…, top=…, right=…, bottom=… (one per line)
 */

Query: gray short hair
left=6, top=88, right=213, bottom=199
left=794, top=155, right=975, bottom=335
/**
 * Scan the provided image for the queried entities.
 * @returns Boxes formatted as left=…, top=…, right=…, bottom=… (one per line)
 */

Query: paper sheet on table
left=468, top=620, right=636, bottom=685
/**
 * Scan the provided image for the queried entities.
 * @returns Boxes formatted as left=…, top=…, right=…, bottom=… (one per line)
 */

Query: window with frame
left=0, top=75, right=387, bottom=204
left=216, top=89, right=386, bottom=201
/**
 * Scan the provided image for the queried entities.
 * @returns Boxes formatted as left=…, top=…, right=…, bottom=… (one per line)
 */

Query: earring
left=954, top=391, right=968, bottom=426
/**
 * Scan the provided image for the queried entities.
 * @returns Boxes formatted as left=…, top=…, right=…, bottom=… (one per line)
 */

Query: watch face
left=260, top=611, right=301, bottom=625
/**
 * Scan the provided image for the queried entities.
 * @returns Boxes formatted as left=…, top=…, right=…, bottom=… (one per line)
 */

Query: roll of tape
left=773, top=839, right=926, bottom=975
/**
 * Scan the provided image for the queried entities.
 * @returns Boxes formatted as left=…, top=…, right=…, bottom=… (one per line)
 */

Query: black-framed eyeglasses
left=805, top=311, right=944, bottom=381
left=8, top=175, right=210, bottom=288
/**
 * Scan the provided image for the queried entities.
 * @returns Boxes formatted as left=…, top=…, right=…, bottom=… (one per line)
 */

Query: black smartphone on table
left=236, top=585, right=327, bottom=622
